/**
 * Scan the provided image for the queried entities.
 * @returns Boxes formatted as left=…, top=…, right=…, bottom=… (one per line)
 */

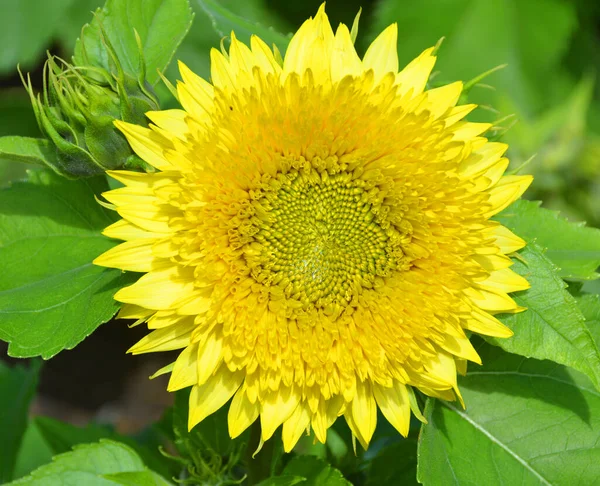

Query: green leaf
left=0, top=361, right=40, bottom=483
left=496, top=200, right=600, bottom=280
left=487, top=241, right=600, bottom=390
left=256, top=476, right=306, bottom=486
left=0, top=137, right=59, bottom=168
left=102, top=470, right=172, bottom=486
left=282, top=456, right=351, bottom=486
left=575, top=293, right=600, bottom=348
left=0, top=170, right=133, bottom=358
left=195, top=0, right=291, bottom=55
left=417, top=341, right=600, bottom=485
left=0, top=0, right=75, bottom=73
left=74, top=0, right=193, bottom=85
left=32, top=417, right=177, bottom=480
left=13, top=422, right=54, bottom=480
left=366, top=438, right=418, bottom=486
left=8, top=440, right=169, bottom=485
left=34, top=418, right=117, bottom=455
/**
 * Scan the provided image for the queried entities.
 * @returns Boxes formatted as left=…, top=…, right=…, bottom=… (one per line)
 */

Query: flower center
left=245, top=167, right=404, bottom=313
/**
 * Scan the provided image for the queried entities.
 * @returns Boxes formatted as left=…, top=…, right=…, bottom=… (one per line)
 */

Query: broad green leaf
left=9, top=440, right=168, bottom=485
left=102, top=470, right=172, bottom=486
left=0, top=0, right=75, bottom=73
left=366, top=438, right=418, bottom=486
left=34, top=418, right=116, bottom=455
left=417, top=341, right=600, bottom=485
left=195, top=0, right=291, bottom=55
left=368, top=0, right=576, bottom=116
left=257, top=476, right=306, bottom=486
left=496, top=200, right=600, bottom=280
left=0, top=170, right=133, bottom=358
left=13, top=422, right=53, bottom=480
left=282, top=456, right=351, bottom=486
left=0, top=137, right=58, bottom=168
left=33, top=417, right=177, bottom=481
left=0, top=361, right=40, bottom=483
left=488, top=242, right=600, bottom=390
left=575, top=293, right=600, bottom=348
left=74, top=0, right=193, bottom=85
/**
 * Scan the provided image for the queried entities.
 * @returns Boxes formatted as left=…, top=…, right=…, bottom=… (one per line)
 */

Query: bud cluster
left=22, top=29, right=159, bottom=177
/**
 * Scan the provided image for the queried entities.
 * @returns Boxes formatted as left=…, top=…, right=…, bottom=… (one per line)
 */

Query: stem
left=246, top=421, right=275, bottom=485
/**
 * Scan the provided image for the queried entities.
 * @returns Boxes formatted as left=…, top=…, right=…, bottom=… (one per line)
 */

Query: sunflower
left=94, top=4, right=531, bottom=452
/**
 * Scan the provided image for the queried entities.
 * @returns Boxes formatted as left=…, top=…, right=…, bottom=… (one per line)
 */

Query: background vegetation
left=1, top=0, right=600, bottom=484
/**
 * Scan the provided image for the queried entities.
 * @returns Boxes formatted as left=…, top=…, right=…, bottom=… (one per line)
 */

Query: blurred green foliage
left=1, top=0, right=599, bottom=225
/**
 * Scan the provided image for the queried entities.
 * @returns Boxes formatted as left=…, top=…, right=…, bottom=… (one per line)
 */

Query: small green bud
left=22, top=28, right=159, bottom=178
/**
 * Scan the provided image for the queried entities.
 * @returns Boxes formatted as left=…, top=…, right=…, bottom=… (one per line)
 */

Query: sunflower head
left=94, top=4, right=531, bottom=452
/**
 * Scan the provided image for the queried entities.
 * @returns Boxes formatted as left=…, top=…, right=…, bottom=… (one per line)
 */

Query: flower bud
left=22, top=30, right=159, bottom=178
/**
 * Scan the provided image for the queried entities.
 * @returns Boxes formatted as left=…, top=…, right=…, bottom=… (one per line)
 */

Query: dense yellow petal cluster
left=94, top=5, right=531, bottom=451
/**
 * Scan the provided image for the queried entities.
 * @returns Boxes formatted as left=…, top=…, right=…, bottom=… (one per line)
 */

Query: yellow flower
left=94, top=5, right=531, bottom=452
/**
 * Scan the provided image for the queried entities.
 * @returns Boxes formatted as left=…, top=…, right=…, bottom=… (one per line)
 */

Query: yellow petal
left=116, top=205, right=176, bottom=234
left=464, top=286, right=520, bottom=313
left=168, top=343, right=198, bottom=391
left=114, top=121, right=173, bottom=171
left=93, top=239, right=158, bottom=272
left=396, top=47, right=435, bottom=98
left=188, top=367, right=244, bottom=430
left=472, top=253, right=513, bottom=272
left=349, top=380, right=377, bottom=448
left=459, top=142, right=508, bottom=178
left=424, top=350, right=463, bottom=407
left=363, top=24, right=398, bottom=83
left=210, top=48, right=236, bottom=92
left=197, top=333, right=223, bottom=386
left=464, top=307, right=514, bottom=338
left=250, top=35, right=282, bottom=75
left=229, top=32, right=258, bottom=81
left=117, top=304, right=154, bottom=320
left=373, top=381, right=410, bottom=437
left=261, top=386, right=301, bottom=441
left=282, top=403, right=311, bottom=453
left=102, top=219, right=162, bottom=241
left=422, top=81, right=463, bottom=119
left=177, top=293, right=212, bottom=315
left=147, top=311, right=184, bottom=329
left=452, top=122, right=491, bottom=141
left=128, top=317, right=194, bottom=354
left=476, top=267, right=530, bottom=293
left=490, top=225, right=527, bottom=254
left=331, top=24, right=362, bottom=83
left=102, top=186, right=158, bottom=206
left=438, top=333, right=482, bottom=364
left=484, top=175, right=533, bottom=217
left=283, top=3, right=334, bottom=81
left=456, top=358, right=468, bottom=376
left=146, top=109, right=189, bottom=139
left=177, top=61, right=214, bottom=120
left=228, top=385, right=260, bottom=438
left=106, top=170, right=177, bottom=189
left=115, top=266, right=195, bottom=310
left=149, top=362, right=174, bottom=379
left=444, top=104, right=477, bottom=126
left=312, top=394, right=343, bottom=444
